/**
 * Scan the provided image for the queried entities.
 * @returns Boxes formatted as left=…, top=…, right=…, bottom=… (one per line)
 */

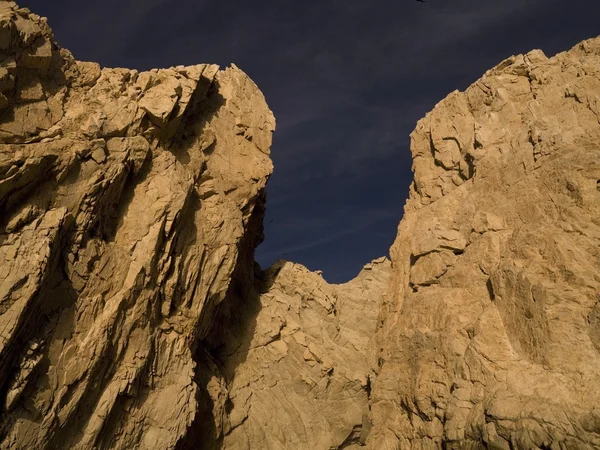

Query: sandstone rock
left=1, top=3, right=600, bottom=450
left=199, top=257, right=390, bottom=450
left=0, top=4, right=274, bottom=450
left=369, top=37, right=600, bottom=449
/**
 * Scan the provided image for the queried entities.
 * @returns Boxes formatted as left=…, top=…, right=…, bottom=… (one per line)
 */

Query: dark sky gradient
left=22, top=0, right=600, bottom=282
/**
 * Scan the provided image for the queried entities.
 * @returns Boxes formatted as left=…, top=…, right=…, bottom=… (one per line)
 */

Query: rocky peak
left=1, top=3, right=599, bottom=450
left=0, top=3, right=274, bottom=449
left=370, top=36, right=600, bottom=449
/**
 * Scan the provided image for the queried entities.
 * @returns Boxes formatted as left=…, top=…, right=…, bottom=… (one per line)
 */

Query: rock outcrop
left=0, top=3, right=274, bottom=449
left=212, top=258, right=390, bottom=450
left=368, top=38, right=600, bottom=449
left=1, top=2, right=600, bottom=450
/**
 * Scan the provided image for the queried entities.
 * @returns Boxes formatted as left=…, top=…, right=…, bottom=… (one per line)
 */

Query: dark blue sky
left=22, top=0, right=600, bottom=282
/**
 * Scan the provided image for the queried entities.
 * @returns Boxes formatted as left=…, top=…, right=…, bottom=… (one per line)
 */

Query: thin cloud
left=258, top=207, right=398, bottom=261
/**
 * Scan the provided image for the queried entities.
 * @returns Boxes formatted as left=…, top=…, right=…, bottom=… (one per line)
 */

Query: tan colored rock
left=196, top=258, right=390, bottom=450
left=369, top=37, right=600, bottom=449
left=2, top=3, right=600, bottom=450
left=0, top=3, right=274, bottom=450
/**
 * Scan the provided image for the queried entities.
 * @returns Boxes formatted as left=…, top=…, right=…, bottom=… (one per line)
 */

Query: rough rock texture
left=2, top=3, right=600, bottom=450
left=0, top=3, right=274, bottom=449
left=211, top=258, right=390, bottom=450
left=369, top=38, right=600, bottom=449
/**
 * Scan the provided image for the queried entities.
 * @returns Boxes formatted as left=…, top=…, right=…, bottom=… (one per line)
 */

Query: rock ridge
left=0, top=3, right=274, bottom=449
left=0, top=2, right=599, bottom=450
left=369, top=36, right=600, bottom=449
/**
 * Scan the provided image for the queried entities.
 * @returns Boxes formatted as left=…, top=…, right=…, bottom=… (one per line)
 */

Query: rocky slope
left=1, top=2, right=600, bottom=450
left=212, top=257, right=390, bottom=450
left=0, top=2, right=275, bottom=449
left=368, top=38, right=600, bottom=449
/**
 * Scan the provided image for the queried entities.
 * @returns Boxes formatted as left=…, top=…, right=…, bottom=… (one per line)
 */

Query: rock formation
left=0, top=2, right=275, bottom=449
left=368, top=39, right=600, bottom=449
left=211, top=258, right=390, bottom=450
left=1, top=2, right=599, bottom=449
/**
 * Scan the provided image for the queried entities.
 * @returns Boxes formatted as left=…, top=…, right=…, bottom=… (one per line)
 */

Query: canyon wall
left=0, top=2, right=599, bottom=449
left=368, top=38, right=600, bottom=449
left=0, top=3, right=274, bottom=449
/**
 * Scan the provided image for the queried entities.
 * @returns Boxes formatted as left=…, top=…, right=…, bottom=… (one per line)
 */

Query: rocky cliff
left=0, top=2, right=599, bottom=450
left=0, top=3, right=275, bottom=449
left=368, top=39, right=600, bottom=449
left=211, top=257, right=390, bottom=450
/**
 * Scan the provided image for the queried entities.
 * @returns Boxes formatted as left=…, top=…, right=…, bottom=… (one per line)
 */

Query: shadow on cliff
left=176, top=189, right=283, bottom=450
left=169, top=68, right=288, bottom=449
left=165, top=70, right=225, bottom=165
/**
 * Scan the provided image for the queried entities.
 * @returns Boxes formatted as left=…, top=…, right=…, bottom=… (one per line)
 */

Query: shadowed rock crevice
left=175, top=190, right=268, bottom=450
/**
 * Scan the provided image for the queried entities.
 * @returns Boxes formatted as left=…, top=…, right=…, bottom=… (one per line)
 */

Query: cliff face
left=369, top=39, right=600, bottom=449
left=1, top=3, right=600, bottom=450
left=0, top=3, right=274, bottom=449
left=214, top=258, right=390, bottom=450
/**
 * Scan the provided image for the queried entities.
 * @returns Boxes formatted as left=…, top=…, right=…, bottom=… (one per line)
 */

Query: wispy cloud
left=258, top=207, right=398, bottom=261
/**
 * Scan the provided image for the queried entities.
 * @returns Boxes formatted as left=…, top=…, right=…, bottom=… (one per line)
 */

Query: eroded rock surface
left=210, top=258, right=390, bottom=450
left=1, top=2, right=600, bottom=450
left=0, top=3, right=274, bottom=449
left=369, top=38, right=600, bottom=449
